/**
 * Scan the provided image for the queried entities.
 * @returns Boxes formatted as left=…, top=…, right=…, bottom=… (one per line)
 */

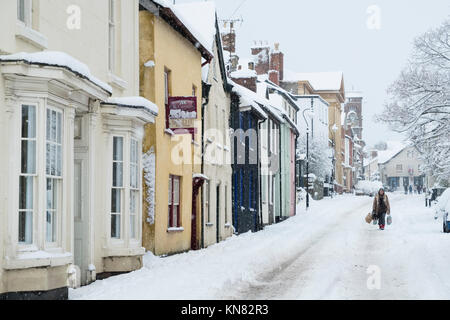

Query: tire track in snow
left=222, top=197, right=374, bottom=299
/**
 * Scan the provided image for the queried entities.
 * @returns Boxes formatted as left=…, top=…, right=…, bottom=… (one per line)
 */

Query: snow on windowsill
left=167, top=227, right=184, bottom=233
left=164, top=128, right=175, bottom=136
left=205, top=222, right=214, bottom=227
left=193, top=173, right=209, bottom=180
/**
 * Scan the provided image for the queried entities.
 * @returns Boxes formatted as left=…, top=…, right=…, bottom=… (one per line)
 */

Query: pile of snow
left=436, top=188, right=450, bottom=214
left=0, top=51, right=112, bottom=93
left=104, top=96, right=158, bottom=115
left=355, top=180, right=383, bottom=195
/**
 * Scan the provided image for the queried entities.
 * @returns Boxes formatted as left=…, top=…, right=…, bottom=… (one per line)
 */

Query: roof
left=283, top=70, right=344, bottom=91
left=377, top=141, right=409, bottom=164
left=0, top=51, right=112, bottom=94
left=229, top=79, right=268, bottom=119
left=141, top=0, right=213, bottom=61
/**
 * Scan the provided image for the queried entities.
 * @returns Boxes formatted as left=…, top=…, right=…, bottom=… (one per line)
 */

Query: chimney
left=268, top=70, right=279, bottom=86
left=221, top=22, right=236, bottom=53
left=270, top=42, right=284, bottom=81
left=251, top=41, right=270, bottom=75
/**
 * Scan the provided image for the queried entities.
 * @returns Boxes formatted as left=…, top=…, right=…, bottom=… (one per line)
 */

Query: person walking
left=372, top=188, right=391, bottom=230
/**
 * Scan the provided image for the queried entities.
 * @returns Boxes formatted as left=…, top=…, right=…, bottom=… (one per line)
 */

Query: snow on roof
left=154, top=0, right=213, bottom=58
left=0, top=51, right=112, bottom=93
left=377, top=141, right=409, bottom=164
left=103, top=96, right=159, bottom=115
left=193, top=173, right=209, bottom=180
left=173, top=1, right=216, bottom=52
left=173, top=1, right=217, bottom=82
left=230, top=68, right=257, bottom=79
left=229, top=79, right=267, bottom=119
left=283, top=69, right=343, bottom=91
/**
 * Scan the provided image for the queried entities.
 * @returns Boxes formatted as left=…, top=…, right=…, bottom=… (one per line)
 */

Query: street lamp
left=302, top=108, right=313, bottom=210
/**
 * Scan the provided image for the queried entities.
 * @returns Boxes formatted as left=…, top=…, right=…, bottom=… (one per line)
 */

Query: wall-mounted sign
left=166, top=96, right=198, bottom=138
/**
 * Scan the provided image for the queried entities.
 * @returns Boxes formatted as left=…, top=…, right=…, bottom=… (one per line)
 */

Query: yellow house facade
left=139, top=1, right=212, bottom=255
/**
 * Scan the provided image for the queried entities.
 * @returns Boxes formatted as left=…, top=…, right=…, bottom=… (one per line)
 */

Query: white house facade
left=0, top=0, right=156, bottom=299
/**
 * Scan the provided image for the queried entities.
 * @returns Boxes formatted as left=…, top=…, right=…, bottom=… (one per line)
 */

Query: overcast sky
left=175, top=0, right=449, bottom=147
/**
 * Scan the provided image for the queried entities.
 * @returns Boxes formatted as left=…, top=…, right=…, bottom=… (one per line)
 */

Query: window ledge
left=205, top=222, right=214, bottom=227
left=15, top=22, right=48, bottom=49
left=108, top=73, right=128, bottom=91
left=104, top=246, right=145, bottom=257
left=4, top=250, right=72, bottom=270
left=167, top=227, right=184, bottom=233
left=224, top=223, right=231, bottom=228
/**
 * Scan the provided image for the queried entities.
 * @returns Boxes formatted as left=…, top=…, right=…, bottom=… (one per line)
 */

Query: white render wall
left=0, top=0, right=139, bottom=98
left=379, top=146, right=425, bottom=183
left=202, top=38, right=233, bottom=247
left=296, top=95, right=329, bottom=150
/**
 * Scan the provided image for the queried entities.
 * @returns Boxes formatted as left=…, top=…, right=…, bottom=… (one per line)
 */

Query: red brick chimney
left=251, top=42, right=270, bottom=75
left=230, top=64, right=257, bottom=93
left=268, top=70, right=279, bottom=86
left=270, top=43, right=284, bottom=81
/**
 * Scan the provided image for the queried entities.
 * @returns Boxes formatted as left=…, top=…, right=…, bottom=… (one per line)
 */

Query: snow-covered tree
left=377, top=18, right=450, bottom=181
left=297, top=133, right=333, bottom=182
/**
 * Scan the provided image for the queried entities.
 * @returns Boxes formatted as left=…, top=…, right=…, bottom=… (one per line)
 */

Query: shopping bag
left=365, top=213, right=373, bottom=224
left=387, top=214, right=392, bottom=225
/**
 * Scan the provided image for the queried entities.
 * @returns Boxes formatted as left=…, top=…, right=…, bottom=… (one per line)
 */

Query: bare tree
left=377, top=18, right=450, bottom=182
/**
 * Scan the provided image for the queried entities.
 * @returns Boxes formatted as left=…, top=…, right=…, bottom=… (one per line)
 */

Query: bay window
left=19, top=105, right=36, bottom=244
left=46, top=108, right=63, bottom=243
left=111, top=136, right=123, bottom=239
left=129, top=139, right=139, bottom=239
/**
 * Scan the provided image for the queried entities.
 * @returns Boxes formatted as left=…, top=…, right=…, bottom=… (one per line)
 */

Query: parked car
left=434, top=188, right=450, bottom=233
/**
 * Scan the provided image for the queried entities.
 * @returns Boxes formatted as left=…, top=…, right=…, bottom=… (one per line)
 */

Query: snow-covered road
left=70, top=193, right=450, bottom=300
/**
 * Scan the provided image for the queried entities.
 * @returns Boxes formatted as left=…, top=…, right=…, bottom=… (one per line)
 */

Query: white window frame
left=45, top=106, right=63, bottom=245
left=18, top=104, right=37, bottom=246
left=108, top=0, right=116, bottom=73
left=17, top=0, right=32, bottom=27
left=129, top=138, right=139, bottom=239
left=111, top=135, right=124, bottom=239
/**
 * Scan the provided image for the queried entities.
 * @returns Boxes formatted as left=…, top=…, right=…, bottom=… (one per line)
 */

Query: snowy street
left=71, top=193, right=450, bottom=300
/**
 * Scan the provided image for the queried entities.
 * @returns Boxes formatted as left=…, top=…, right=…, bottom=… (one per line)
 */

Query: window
left=204, top=180, right=210, bottom=223
left=108, top=0, right=115, bottom=72
left=17, top=0, right=31, bottom=26
left=19, top=105, right=36, bottom=244
left=129, top=139, right=139, bottom=239
left=396, top=164, right=403, bottom=173
left=46, top=108, right=63, bottom=243
left=168, top=175, right=180, bottom=228
left=164, top=68, right=171, bottom=105
left=111, top=136, right=123, bottom=238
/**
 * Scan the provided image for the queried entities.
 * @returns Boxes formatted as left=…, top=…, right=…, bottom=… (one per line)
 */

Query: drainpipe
left=257, top=117, right=267, bottom=231
left=200, top=82, right=211, bottom=249
left=279, top=125, right=283, bottom=221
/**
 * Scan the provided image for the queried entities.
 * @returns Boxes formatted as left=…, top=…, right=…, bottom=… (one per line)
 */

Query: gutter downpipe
left=258, top=116, right=267, bottom=231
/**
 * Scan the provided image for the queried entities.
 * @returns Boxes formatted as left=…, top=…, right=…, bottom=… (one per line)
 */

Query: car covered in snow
left=434, top=188, right=450, bottom=233
left=355, top=180, right=383, bottom=197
